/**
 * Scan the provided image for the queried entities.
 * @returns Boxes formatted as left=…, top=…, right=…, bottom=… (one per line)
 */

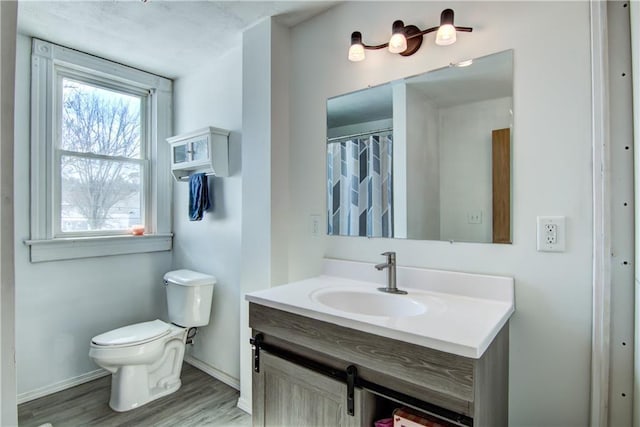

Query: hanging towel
left=188, top=173, right=211, bottom=221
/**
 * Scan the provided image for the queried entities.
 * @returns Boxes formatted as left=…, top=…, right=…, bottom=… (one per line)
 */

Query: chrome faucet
left=375, top=252, right=407, bottom=294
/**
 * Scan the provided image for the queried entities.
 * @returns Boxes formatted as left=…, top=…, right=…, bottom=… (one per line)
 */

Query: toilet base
left=97, top=327, right=187, bottom=412
left=109, top=369, right=182, bottom=412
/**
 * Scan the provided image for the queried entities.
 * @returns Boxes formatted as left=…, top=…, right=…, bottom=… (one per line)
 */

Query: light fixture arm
left=348, top=9, right=472, bottom=61
left=360, top=42, right=389, bottom=51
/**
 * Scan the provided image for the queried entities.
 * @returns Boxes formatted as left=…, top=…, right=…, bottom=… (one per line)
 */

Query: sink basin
left=310, top=287, right=426, bottom=317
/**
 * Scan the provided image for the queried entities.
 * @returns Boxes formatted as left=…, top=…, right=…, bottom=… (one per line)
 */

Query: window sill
left=24, top=233, right=173, bottom=263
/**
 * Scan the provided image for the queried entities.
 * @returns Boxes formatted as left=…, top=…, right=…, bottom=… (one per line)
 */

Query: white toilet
left=89, top=269, right=215, bottom=412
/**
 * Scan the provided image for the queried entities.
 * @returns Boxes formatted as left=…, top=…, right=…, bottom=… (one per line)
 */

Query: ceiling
left=17, top=0, right=337, bottom=79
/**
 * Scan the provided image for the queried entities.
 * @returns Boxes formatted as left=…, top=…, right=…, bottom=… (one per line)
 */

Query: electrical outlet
left=544, top=223, right=557, bottom=244
left=537, top=216, right=566, bottom=252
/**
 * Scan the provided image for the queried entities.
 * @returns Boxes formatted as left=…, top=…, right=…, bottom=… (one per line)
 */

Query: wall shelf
left=167, top=126, right=230, bottom=180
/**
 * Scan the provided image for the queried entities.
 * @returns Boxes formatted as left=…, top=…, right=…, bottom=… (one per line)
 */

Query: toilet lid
left=92, top=320, right=171, bottom=346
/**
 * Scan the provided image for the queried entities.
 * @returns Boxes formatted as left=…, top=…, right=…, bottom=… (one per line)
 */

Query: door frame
left=0, top=1, right=18, bottom=425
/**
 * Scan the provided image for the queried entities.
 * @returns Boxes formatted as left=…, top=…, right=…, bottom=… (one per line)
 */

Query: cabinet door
left=172, top=143, right=189, bottom=164
left=190, top=137, right=209, bottom=162
left=253, top=352, right=362, bottom=427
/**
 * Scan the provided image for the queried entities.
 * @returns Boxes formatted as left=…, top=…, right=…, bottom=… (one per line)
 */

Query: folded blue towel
left=188, top=173, right=211, bottom=221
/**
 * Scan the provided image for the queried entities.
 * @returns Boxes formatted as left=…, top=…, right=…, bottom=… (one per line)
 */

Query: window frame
left=26, top=39, right=173, bottom=262
left=54, top=70, right=150, bottom=238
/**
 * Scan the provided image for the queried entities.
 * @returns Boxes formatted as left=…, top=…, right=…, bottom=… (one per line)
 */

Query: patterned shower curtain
left=327, top=132, right=393, bottom=237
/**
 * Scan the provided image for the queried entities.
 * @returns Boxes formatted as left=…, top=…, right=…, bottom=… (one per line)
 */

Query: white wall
left=406, top=90, right=439, bottom=240
left=13, top=33, right=171, bottom=400
left=287, top=2, right=593, bottom=425
left=392, top=82, right=408, bottom=238
left=0, top=1, right=17, bottom=424
left=172, top=46, right=243, bottom=385
left=238, top=17, right=292, bottom=411
left=439, top=97, right=512, bottom=242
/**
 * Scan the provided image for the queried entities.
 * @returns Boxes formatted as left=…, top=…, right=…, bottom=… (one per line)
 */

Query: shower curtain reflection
left=327, top=132, right=393, bottom=237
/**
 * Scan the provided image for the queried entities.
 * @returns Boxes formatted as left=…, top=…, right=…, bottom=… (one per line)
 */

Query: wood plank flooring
left=18, top=363, right=251, bottom=427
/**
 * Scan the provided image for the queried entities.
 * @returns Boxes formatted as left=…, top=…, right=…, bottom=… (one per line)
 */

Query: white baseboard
left=237, top=395, right=252, bottom=414
left=18, top=358, right=241, bottom=406
left=17, top=369, right=109, bottom=404
left=183, top=355, right=240, bottom=390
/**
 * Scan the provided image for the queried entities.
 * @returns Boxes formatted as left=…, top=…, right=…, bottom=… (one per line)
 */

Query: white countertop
left=246, top=259, right=514, bottom=359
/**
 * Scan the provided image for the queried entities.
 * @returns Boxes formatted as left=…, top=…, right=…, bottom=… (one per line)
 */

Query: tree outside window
left=59, top=79, right=145, bottom=233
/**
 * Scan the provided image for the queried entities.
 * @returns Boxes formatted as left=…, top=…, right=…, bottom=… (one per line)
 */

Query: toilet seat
left=92, top=320, right=172, bottom=348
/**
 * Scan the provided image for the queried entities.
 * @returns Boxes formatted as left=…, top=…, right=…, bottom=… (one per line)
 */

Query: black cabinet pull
left=346, top=365, right=357, bottom=416
left=250, top=333, right=263, bottom=373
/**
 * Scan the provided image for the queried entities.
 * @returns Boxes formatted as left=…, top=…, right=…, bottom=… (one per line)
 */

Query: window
left=27, top=39, right=173, bottom=262
left=58, top=77, right=147, bottom=235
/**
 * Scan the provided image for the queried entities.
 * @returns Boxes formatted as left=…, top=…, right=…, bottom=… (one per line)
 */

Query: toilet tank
left=164, top=269, right=216, bottom=327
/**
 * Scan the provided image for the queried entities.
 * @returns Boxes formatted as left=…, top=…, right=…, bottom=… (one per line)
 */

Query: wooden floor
left=18, top=364, right=251, bottom=427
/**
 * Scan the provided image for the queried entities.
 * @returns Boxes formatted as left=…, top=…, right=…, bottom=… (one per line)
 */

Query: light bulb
left=348, top=31, right=366, bottom=62
left=436, top=24, right=456, bottom=46
left=388, top=20, right=407, bottom=54
left=436, top=9, right=457, bottom=46
left=348, top=44, right=365, bottom=62
left=388, top=33, right=407, bottom=54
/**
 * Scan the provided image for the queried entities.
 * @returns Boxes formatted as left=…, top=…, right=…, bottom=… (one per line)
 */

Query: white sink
left=246, top=259, right=515, bottom=358
left=310, top=287, right=427, bottom=317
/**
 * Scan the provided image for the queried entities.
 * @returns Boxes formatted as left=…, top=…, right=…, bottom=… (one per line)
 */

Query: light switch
left=310, top=214, right=322, bottom=237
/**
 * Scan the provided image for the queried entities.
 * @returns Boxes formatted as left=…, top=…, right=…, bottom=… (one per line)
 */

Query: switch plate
left=310, top=214, right=322, bottom=237
left=537, top=216, right=566, bottom=252
left=467, top=210, right=483, bottom=224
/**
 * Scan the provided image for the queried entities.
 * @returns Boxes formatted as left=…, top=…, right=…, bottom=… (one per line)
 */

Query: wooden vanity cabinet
left=249, top=303, right=509, bottom=427
left=253, top=351, right=362, bottom=427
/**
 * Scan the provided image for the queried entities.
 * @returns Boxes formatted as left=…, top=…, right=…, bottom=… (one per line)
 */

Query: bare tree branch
left=60, top=81, right=141, bottom=230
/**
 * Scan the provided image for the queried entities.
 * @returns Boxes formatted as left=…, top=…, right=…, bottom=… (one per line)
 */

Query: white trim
left=631, top=0, right=640, bottom=425
left=0, top=1, right=18, bottom=425
left=52, top=68, right=150, bottom=239
left=29, top=38, right=173, bottom=260
left=236, top=395, right=252, bottom=415
left=590, top=1, right=612, bottom=426
left=183, top=355, right=240, bottom=390
left=25, top=233, right=172, bottom=263
left=17, top=368, right=109, bottom=404
left=31, top=39, right=170, bottom=92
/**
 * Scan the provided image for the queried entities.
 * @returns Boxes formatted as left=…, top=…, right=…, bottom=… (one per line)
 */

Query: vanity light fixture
left=348, top=9, right=472, bottom=62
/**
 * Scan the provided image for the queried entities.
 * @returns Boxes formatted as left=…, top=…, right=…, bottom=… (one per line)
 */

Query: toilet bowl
left=89, top=270, right=215, bottom=412
left=89, top=320, right=188, bottom=411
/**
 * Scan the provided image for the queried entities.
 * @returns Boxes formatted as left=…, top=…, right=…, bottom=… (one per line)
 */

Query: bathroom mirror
left=326, top=50, right=513, bottom=243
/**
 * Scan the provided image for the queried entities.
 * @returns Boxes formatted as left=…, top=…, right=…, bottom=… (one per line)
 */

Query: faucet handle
left=380, top=251, right=396, bottom=260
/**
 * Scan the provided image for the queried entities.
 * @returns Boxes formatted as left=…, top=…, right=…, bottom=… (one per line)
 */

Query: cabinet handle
left=250, top=333, right=264, bottom=373
left=346, top=365, right=357, bottom=416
